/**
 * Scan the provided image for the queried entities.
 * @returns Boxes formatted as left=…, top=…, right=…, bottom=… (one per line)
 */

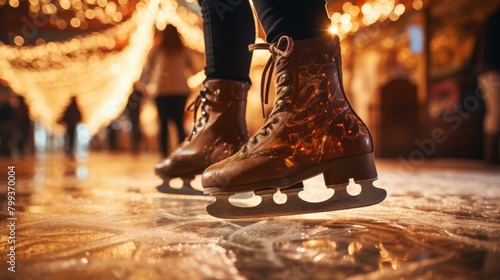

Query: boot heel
left=323, top=153, right=378, bottom=185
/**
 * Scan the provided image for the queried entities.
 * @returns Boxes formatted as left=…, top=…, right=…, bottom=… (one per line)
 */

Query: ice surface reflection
left=0, top=154, right=499, bottom=280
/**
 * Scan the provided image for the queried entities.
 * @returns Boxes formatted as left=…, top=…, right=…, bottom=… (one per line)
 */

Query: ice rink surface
left=0, top=153, right=499, bottom=280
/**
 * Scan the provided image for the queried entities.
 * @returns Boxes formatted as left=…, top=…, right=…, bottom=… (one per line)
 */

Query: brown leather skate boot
left=202, top=35, right=386, bottom=218
left=155, top=79, right=250, bottom=194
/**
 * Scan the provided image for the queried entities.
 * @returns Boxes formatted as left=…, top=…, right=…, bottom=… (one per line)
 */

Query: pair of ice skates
left=155, top=35, right=387, bottom=219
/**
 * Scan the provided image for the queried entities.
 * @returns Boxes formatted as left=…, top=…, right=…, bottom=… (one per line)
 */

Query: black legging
left=65, top=125, right=77, bottom=157
left=198, top=0, right=330, bottom=83
left=155, top=95, right=187, bottom=157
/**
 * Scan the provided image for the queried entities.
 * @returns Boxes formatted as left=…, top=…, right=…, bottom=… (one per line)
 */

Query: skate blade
left=156, top=176, right=204, bottom=196
left=206, top=179, right=386, bottom=219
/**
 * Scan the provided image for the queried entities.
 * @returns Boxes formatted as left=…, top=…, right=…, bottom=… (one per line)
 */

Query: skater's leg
left=65, top=126, right=77, bottom=158
left=199, top=0, right=255, bottom=82
left=171, top=95, right=188, bottom=144
left=251, top=0, right=330, bottom=43
left=155, top=96, right=169, bottom=158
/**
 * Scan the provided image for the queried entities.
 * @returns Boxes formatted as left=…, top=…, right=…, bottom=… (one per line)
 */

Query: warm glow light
left=112, top=12, right=123, bottom=22
left=70, top=17, right=81, bottom=28
left=13, top=36, right=24, bottom=46
left=341, top=22, right=352, bottom=33
left=13, top=0, right=135, bottom=28
left=85, top=9, right=96, bottom=19
left=340, top=13, right=351, bottom=25
left=361, top=3, right=372, bottom=15
left=383, top=1, right=394, bottom=16
left=331, top=12, right=342, bottom=23
left=97, top=0, right=107, bottom=8
left=60, top=0, right=70, bottom=10
left=394, top=4, right=406, bottom=16
left=412, top=0, right=423, bottom=11
left=8, top=0, right=18, bottom=8
left=342, top=1, right=353, bottom=12
left=329, top=25, right=339, bottom=35
left=57, top=19, right=67, bottom=29
left=349, top=5, right=360, bottom=17
left=390, top=13, right=399, bottom=21
left=105, top=2, right=117, bottom=14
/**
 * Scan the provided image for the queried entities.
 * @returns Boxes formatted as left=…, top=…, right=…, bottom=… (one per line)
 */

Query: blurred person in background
left=58, top=96, right=82, bottom=159
left=137, top=24, right=194, bottom=158
left=13, top=96, right=32, bottom=157
left=0, top=86, right=15, bottom=156
left=473, top=7, right=500, bottom=164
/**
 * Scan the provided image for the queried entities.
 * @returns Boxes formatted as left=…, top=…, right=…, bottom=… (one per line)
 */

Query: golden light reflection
left=348, top=241, right=363, bottom=255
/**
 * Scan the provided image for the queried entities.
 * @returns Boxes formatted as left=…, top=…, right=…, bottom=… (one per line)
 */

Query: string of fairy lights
left=0, top=0, right=424, bottom=135
left=330, top=0, right=424, bottom=39
left=0, top=0, right=202, bottom=135
left=0, top=0, right=132, bottom=30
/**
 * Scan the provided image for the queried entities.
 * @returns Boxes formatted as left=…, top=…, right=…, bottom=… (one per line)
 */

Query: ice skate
left=202, top=35, right=387, bottom=218
left=155, top=79, right=250, bottom=195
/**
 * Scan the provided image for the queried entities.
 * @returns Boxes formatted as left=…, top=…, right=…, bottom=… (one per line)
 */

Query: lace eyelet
left=280, top=73, right=290, bottom=82
left=251, top=138, right=259, bottom=144
left=277, top=100, right=288, bottom=107
left=243, top=146, right=249, bottom=153
left=282, top=86, right=293, bottom=93
left=272, top=117, right=279, bottom=124
left=263, top=130, right=270, bottom=136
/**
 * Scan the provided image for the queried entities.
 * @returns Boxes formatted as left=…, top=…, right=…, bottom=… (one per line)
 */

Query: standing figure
left=59, top=96, right=81, bottom=159
left=148, top=24, right=194, bottom=158
left=0, top=87, right=15, bottom=156
left=474, top=8, right=500, bottom=164
left=14, top=96, right=32, bottom=156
